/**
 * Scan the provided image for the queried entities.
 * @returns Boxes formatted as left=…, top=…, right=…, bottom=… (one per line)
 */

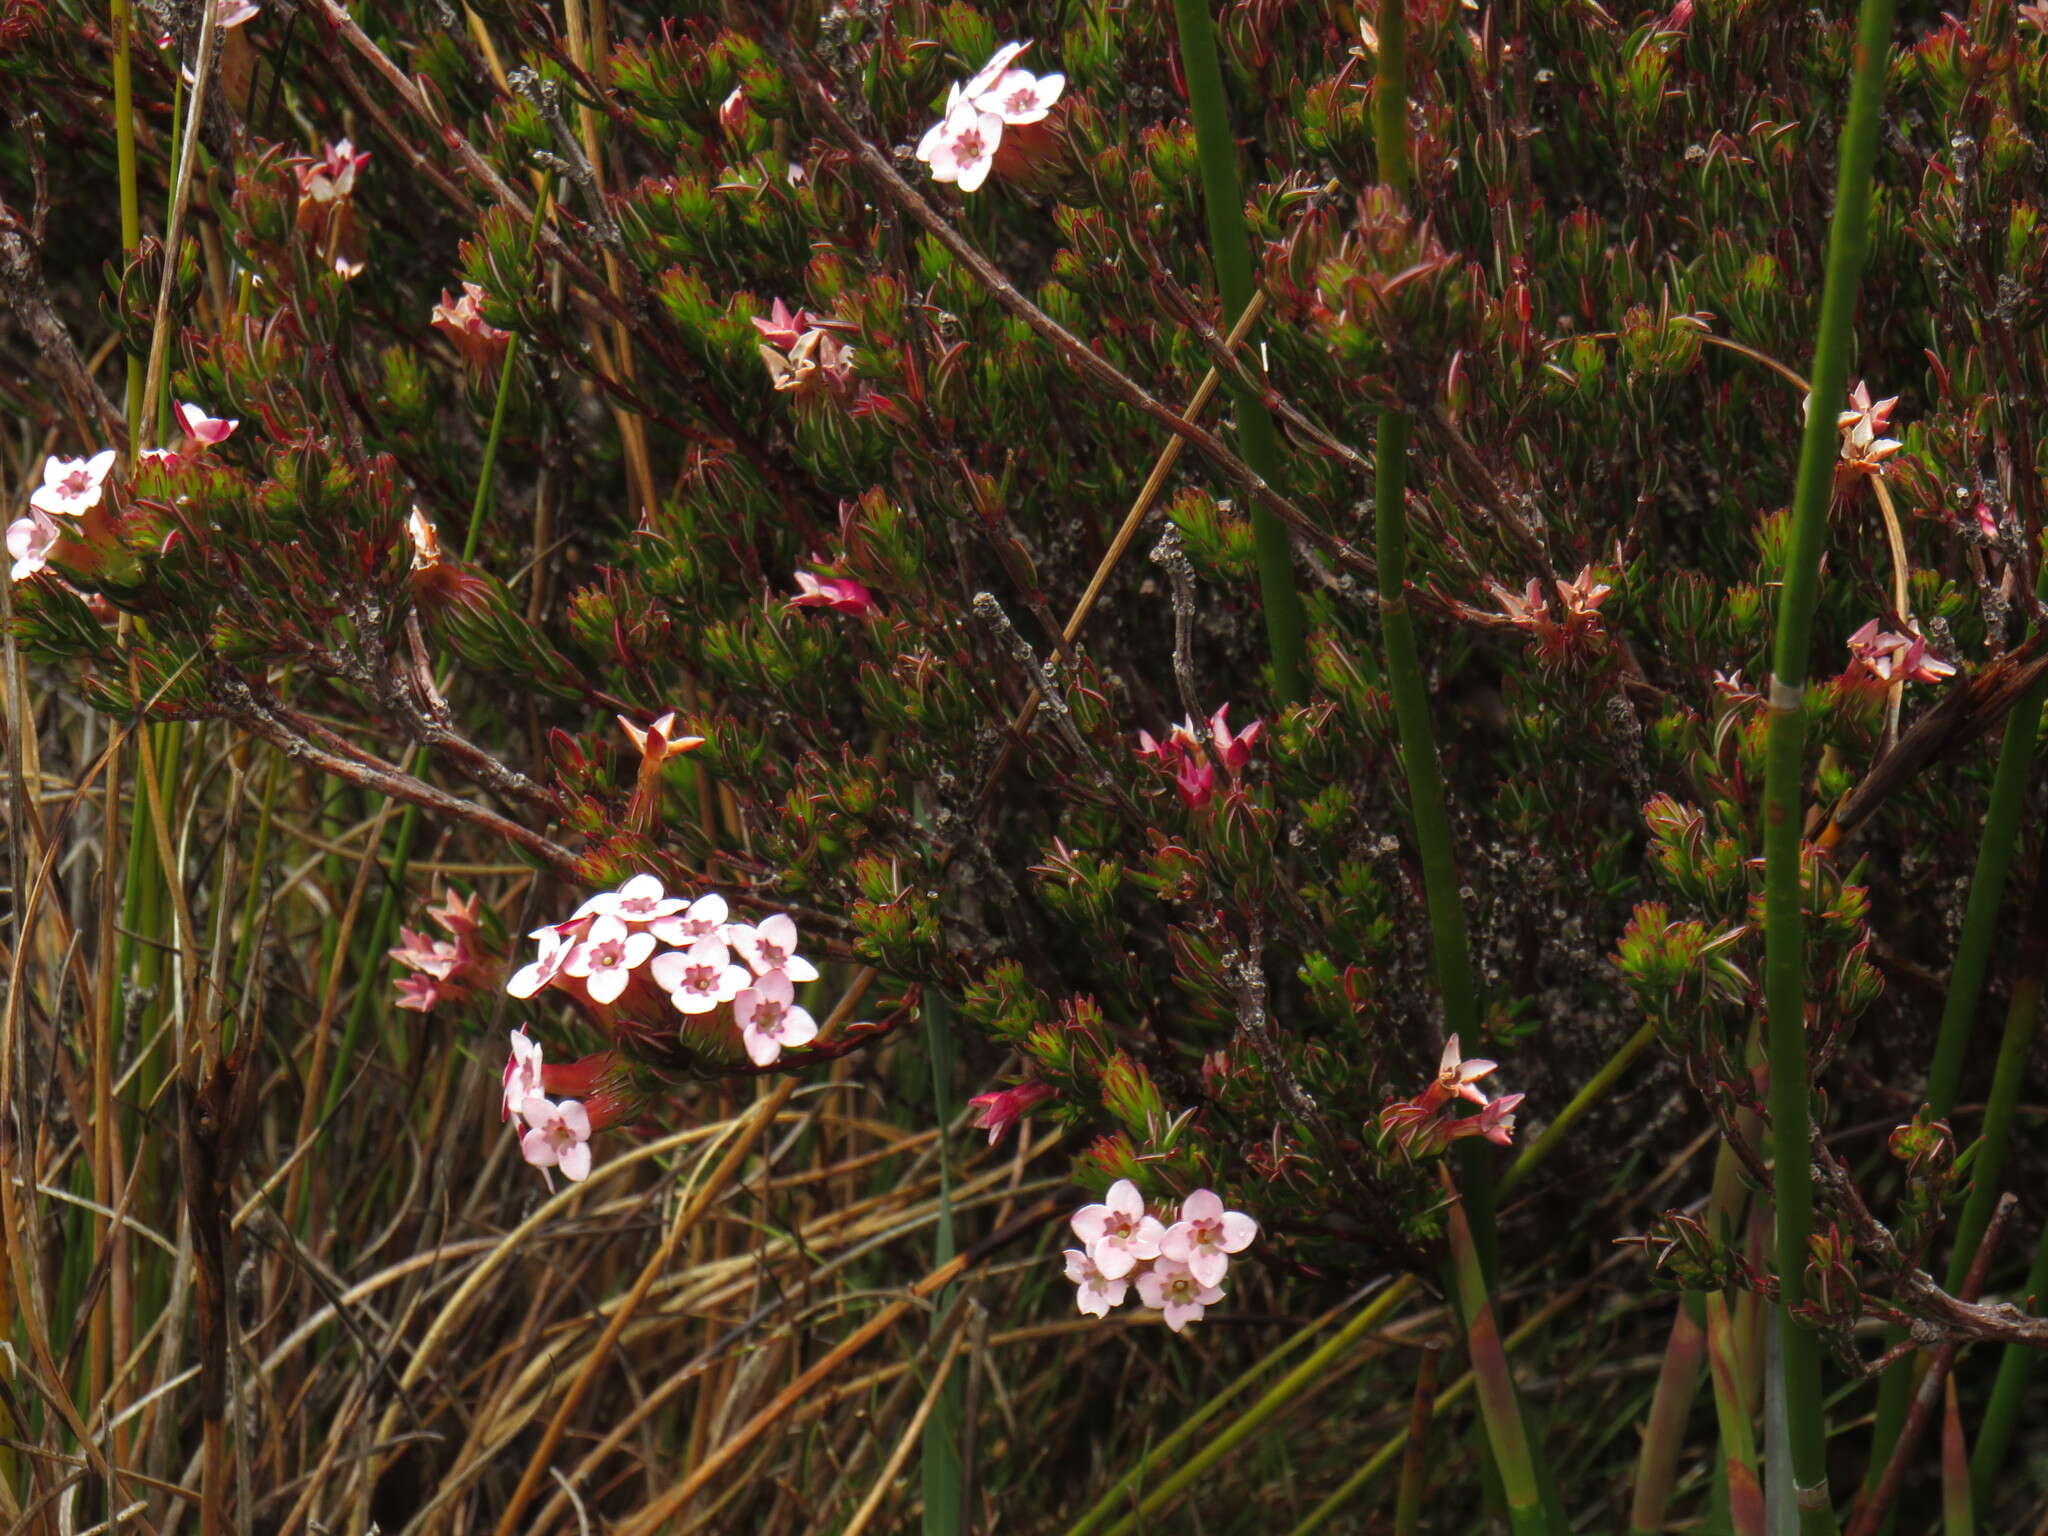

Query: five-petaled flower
left=1160, top=1189, right=1258, bottom=1287
left=728, top=914, right=821, bottom=982
left=31, top=450, right=116, bottom=519
left=519, top=1095, right=593, bottom=1183
left=651, top=936, right=752, bottom=1014
left=1069, top=1178, right=1166, bottom=1279
left=917, top=88, right=1004, bottom=192
left=563, top=915, right=656, bottom=1006
left=733, top=969, right=819, bottom=1065
left=1136, top=1258, right=1225, bottom=1333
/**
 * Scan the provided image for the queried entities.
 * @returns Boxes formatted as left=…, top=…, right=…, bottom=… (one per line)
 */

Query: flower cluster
left=1134, top=704, right=1262, bottom=808
left=1844, top=619, right=1956, bottom=687
left=1378, top=1036, right=1525, bottom=1158
left=507, top=873, right=820, bottom=1067
left=388, top=888, right=492, bottom=1011
left=1062, top=1180, right=1257, bottom=1333
left=11, top=409, right=242, bottom=584
left=914, top=41, right=1063, bottom=194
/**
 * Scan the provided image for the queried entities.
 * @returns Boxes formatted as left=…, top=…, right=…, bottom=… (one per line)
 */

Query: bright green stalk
left=1501, top=1021, right=1654, bottom=1198
left=111, top=0, right=143, bottom=432
left=1443, top=1171, right=1547, bottom=1534
left=1085, top=1280, right=1415, bottom=1536
left=1968, top=1208, right=2048, bottom=1500
left=1758, top=0, right=1894, bottom=1528
left=1064, top=1285, right=1399, bottom=1536
left=1867, top=575, right=2048, bottom=1504
left=1168, top=0, right=1307, bottom=704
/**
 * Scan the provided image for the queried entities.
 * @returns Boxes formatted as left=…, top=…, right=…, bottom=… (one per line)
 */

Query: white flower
left=649, top=937, right=752, bottom=1015
left=919, top=95, right=1003, bottom=193
left=733, top=969, right=819, bottom=1065
left=30, top=449, right=116, bottom=518
left=725, top=912, right=820, bottom=982
left=972, top=65, right=1063, bottom=124
left=7, top=512, right=59, bottom=582
left=649, top=892, right=729, bottom=946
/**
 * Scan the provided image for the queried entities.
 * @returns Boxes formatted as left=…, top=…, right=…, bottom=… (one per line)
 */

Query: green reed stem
left=1867, top=572, right=2048, bottom=1503
left=1444, top=1169, right=1548, bottom=1534
left=1969, top=1206, right=2048, bottom=1502
left=1758, top=1, right=1893, bottom=1527
left=111, top=0, right=143, bottom=433
left=1168, top=0, right=1307, bottom=704
left=1084, top=1279, right=1416, bottom=1536
left=1502, top=1021, right=1654, bottom=1198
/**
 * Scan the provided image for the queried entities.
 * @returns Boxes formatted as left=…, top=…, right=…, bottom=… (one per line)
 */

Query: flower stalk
left=1168, top=0, right=1308, bottom=704
left=1758, top=0, right=1895, bottom=1525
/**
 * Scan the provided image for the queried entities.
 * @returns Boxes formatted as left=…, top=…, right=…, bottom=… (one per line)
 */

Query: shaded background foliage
left=4, top=0, right=2048, bottom=1527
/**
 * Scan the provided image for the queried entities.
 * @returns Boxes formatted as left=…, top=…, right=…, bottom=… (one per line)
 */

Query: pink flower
left=431, top=281, right=512, bottom=372
left=1448, top=1091, right=1526, bottom=1148
left=506, top=923, right=578, bottom=998
left=727, top=913, right=820, bottom=982
left=298, top=138, right=368, bottom=204
left=733, top=969, right=819, bottom=1065
left=580, top=872, right=689, bottom=926
left=563, top=915, right=657, bottom=1005
left=1136, top=1257, right=1224, bottom=1333
left=1063, top=1247, right=1128, bottom=1318
left=751, top=298, right=820, bottom=352
left=1159, top=1189, right=1258, bottom=1287
left=502, top=1027, right=545, bottom=1121
left=1424, top=1034, right=1497, bottom=1110
left=8, top=512, right=59, bottom=581
left=648, top=892, right=729, bottom=946
left=1845, top=620, right=1956, bottom=686
left=966, top=1081, right=1055, bottom=1145
left=1070, top=1179, right=1166, bottom=1280
left=971, top=64, right=1064, bottom=125
left=789, top=570, right=879, bottom=616
left=1208, top=705, right=1263, bottom=771
left=519, top=1095, right=593, bottom=1182
left=172, top=401, right=238, bottom=448
left=917, top=91, right=1003, bottom=193
left=30, top=450, right=116, bottom=518
left=649, top=936, right=752, bottom=1014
